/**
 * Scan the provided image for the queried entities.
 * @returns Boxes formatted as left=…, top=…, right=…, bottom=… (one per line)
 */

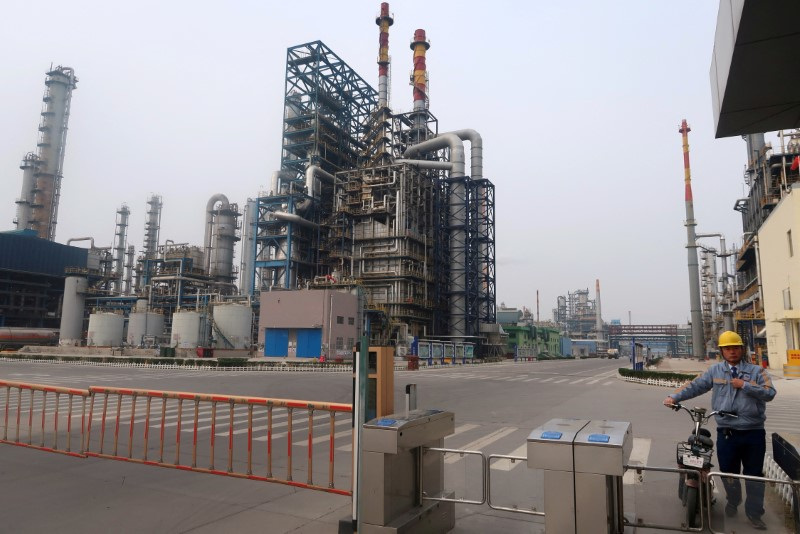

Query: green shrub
left=617, top=368, right=698, bottom=382
left=217, top=357, right=248, bottom=367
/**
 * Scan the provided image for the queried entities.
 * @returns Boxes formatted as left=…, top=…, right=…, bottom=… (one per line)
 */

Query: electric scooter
left=667, top=403, right=737, bottom=528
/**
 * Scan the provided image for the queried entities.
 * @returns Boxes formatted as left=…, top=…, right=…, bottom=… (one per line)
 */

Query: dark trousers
left=716, top=428, right=766, bottom=518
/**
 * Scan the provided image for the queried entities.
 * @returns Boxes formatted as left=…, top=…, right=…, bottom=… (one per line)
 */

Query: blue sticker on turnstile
left=587, top=434, right=610, bottom=443
left=540, top=431, right=563, bottom=440
left=375, top=418, right=397, bottom=426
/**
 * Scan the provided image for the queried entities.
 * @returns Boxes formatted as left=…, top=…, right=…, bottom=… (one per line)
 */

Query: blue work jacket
left=669, top=360, right=776, bottom=430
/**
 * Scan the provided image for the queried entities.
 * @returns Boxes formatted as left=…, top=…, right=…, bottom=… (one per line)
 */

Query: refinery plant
left=0, top=4, right=501, bottom=359
left=4, top=4, right=798, bottom=370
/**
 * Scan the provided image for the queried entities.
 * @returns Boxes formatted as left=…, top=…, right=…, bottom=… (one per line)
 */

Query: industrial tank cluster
left=8, top=3, right=500, bottom=357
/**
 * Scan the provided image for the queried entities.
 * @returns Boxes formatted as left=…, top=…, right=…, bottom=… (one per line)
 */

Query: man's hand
left=663, top=396, right=676, bottom=406
left=731, top=378, right=745, bottom=389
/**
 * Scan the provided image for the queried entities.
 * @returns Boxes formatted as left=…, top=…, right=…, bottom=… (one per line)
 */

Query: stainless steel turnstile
left=527, top=418, right=590, bottom=533
left=361, top=409, right=455, bottom=533
left=528, top=418, right=632, bottom=534
left=573, top=420, right=632, bottom=534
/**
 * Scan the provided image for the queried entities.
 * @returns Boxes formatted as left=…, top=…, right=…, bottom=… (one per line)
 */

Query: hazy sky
left=0, top=1, right=755, bottom=324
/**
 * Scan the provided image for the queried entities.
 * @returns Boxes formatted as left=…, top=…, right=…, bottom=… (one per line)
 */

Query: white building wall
left=758, top=183, right=800, bottom=369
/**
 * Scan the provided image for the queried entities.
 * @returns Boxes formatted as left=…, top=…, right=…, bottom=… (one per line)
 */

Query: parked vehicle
left=668, top=403, right=737, bottom=528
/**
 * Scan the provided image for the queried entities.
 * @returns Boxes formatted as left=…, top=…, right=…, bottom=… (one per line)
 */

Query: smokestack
left=595, top=279, right=603, bottom=341
left=376, top=3, right=393, bottom=108
left=410, top=29, right=430, bottom=127
left=680, top=119, right=705, bottom=360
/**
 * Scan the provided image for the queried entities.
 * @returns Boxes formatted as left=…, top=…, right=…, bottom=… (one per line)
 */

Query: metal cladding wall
left=0, top=232, right=87, bottom=276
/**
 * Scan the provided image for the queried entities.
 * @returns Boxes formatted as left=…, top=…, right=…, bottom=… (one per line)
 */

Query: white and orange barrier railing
left=0, top=380, right=353, bottom=495
left=0, top=379, right=89, bottom=457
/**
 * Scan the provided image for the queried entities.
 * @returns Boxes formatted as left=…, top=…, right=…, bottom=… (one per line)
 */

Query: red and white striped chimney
left=375, top=3, right=393, bottom=108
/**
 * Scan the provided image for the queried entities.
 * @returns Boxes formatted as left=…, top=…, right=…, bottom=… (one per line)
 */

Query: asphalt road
left=1, top=358, right=797, bottom=533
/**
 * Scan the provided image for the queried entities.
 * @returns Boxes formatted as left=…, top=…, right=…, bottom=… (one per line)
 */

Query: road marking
left=569, top=377, right=589, bottom=384
left=523, top=378, right=539, bottom=382
left=623, top=438, right=651, bottom=485
left=444, top=427, right=517, bottom=464
left=540, top=377, right=554, bottom=383
left=491, top=443, right=528, bottom=471
left=507, top=377, right=527, bottom=382
left=603, top=381, right=615, bottom=386
left=553, top=378, right=569, bottom=384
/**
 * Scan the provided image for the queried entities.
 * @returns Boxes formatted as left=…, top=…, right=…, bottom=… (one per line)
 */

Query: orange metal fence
left=0, top=380, right=354, bottom=496
left=85, top=386, right=354, bottom=495
left=0, top=379, right=89, bottom=457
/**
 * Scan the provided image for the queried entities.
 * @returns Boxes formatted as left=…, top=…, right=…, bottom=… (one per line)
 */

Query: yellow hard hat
left=718, top=331, right=744, bottom=347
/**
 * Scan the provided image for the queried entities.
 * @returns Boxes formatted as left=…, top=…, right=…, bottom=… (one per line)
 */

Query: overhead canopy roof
left=710, top=0, right=800, bottom=138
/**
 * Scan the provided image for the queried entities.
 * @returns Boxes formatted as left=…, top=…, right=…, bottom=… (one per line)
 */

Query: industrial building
left=3, top=3, right=498, bottom=359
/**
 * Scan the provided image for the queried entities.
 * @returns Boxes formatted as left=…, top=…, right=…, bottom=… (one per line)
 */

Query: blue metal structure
left=254, top=41, right=378, bottom=291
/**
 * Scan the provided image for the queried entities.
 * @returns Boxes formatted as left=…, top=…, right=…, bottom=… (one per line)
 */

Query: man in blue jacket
left=663, top=331, right=776, bottom=530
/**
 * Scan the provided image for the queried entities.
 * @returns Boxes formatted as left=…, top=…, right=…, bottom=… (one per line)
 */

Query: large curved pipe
left=402, top=133, right=467, bottom=337
left=270, top=170, right=295, bottom=196
left=296, top=165, right=337, bottom=212
left=67, top=237, right=95, bottom=249
left=447, top=129, right=482, bottom=180
left=394, top=159, right=453, bottom=170
left=271, top=211, right=320, bottom=229
left=402, top=133, right=465, bottom=176
left=204, top=194, right=230, bottom=274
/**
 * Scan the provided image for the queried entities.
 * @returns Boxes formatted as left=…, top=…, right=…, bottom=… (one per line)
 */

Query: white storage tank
left=59, top=276, right=88, bottom=346
left=212, top=304, right=252, bottom=349
left=170, top=310, right=207, bottom=348
left=87, top=312, right=124, bottom=347
left=127, top=311, right=165, bottom=347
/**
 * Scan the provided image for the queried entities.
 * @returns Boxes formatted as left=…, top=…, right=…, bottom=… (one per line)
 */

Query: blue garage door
left=296, top=328, right=322, bottom=358
left=264, top=329, right=289, bottom=357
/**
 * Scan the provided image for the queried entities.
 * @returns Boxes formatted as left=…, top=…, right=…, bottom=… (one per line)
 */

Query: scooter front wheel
left=685, top=486, right=699, bottom=528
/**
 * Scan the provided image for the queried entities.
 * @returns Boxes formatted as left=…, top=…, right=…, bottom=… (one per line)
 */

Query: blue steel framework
left=253, top=41, right=378, bottom=292
left=472, top=179, right=496, bottom=326
left=607, top=324, right=679, bottom=356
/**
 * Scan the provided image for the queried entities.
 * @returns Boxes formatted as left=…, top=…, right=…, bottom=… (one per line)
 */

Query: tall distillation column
left=595, top=279, right=603, bottom=341
left=14, top=153, right=41, bottom=230
left=26, top=66, right=78, bottom=241
left=680, top=120, right=705, bottom=360
left=143, top=194, right=162, bottom=256
left=124, top=245, right=135, bottom=296
left=204, top=194, right=240, bottom=291
left=113, top=204, right=130, bottom=295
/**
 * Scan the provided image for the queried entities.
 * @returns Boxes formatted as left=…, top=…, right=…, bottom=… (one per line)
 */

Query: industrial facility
left=1, top=3, right=498, bottom=359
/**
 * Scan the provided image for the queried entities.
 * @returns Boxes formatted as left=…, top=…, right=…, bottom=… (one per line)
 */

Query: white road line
left=553, top=378, right=568, bottom=384
left=523, top=378, right=540, bottom=382
left=444, top=427, right=517, bottom=464
left=623, top=438, right=651, bottom=485
left=507, top=377, right=527, bottom=382
left=569, top=377, right=589, bottom=384
left=540, top=377, right=554, bottom=383
left=587, top=379, right=601, bottom=385
left=603, top=381, right=615, bottom=386
left=491, top=444, right=528, bottom=471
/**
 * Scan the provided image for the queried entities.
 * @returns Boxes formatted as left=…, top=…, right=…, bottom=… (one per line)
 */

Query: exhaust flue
left=376, top=3, right=393, bottom=108
left=680, top=120, right=705, bottom=360
left=410, top=29, right=430, bottom=126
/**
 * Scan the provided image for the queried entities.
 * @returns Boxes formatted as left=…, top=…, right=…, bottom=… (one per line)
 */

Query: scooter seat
left=688, top=434, right=713, bottom=448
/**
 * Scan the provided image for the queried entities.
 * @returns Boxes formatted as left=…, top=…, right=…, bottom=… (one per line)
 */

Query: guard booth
left=360, top=409, right=455, bottom=533
left=528, top=418, right=632, bottom=534
left=353, top=344, right=395, bottom=421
